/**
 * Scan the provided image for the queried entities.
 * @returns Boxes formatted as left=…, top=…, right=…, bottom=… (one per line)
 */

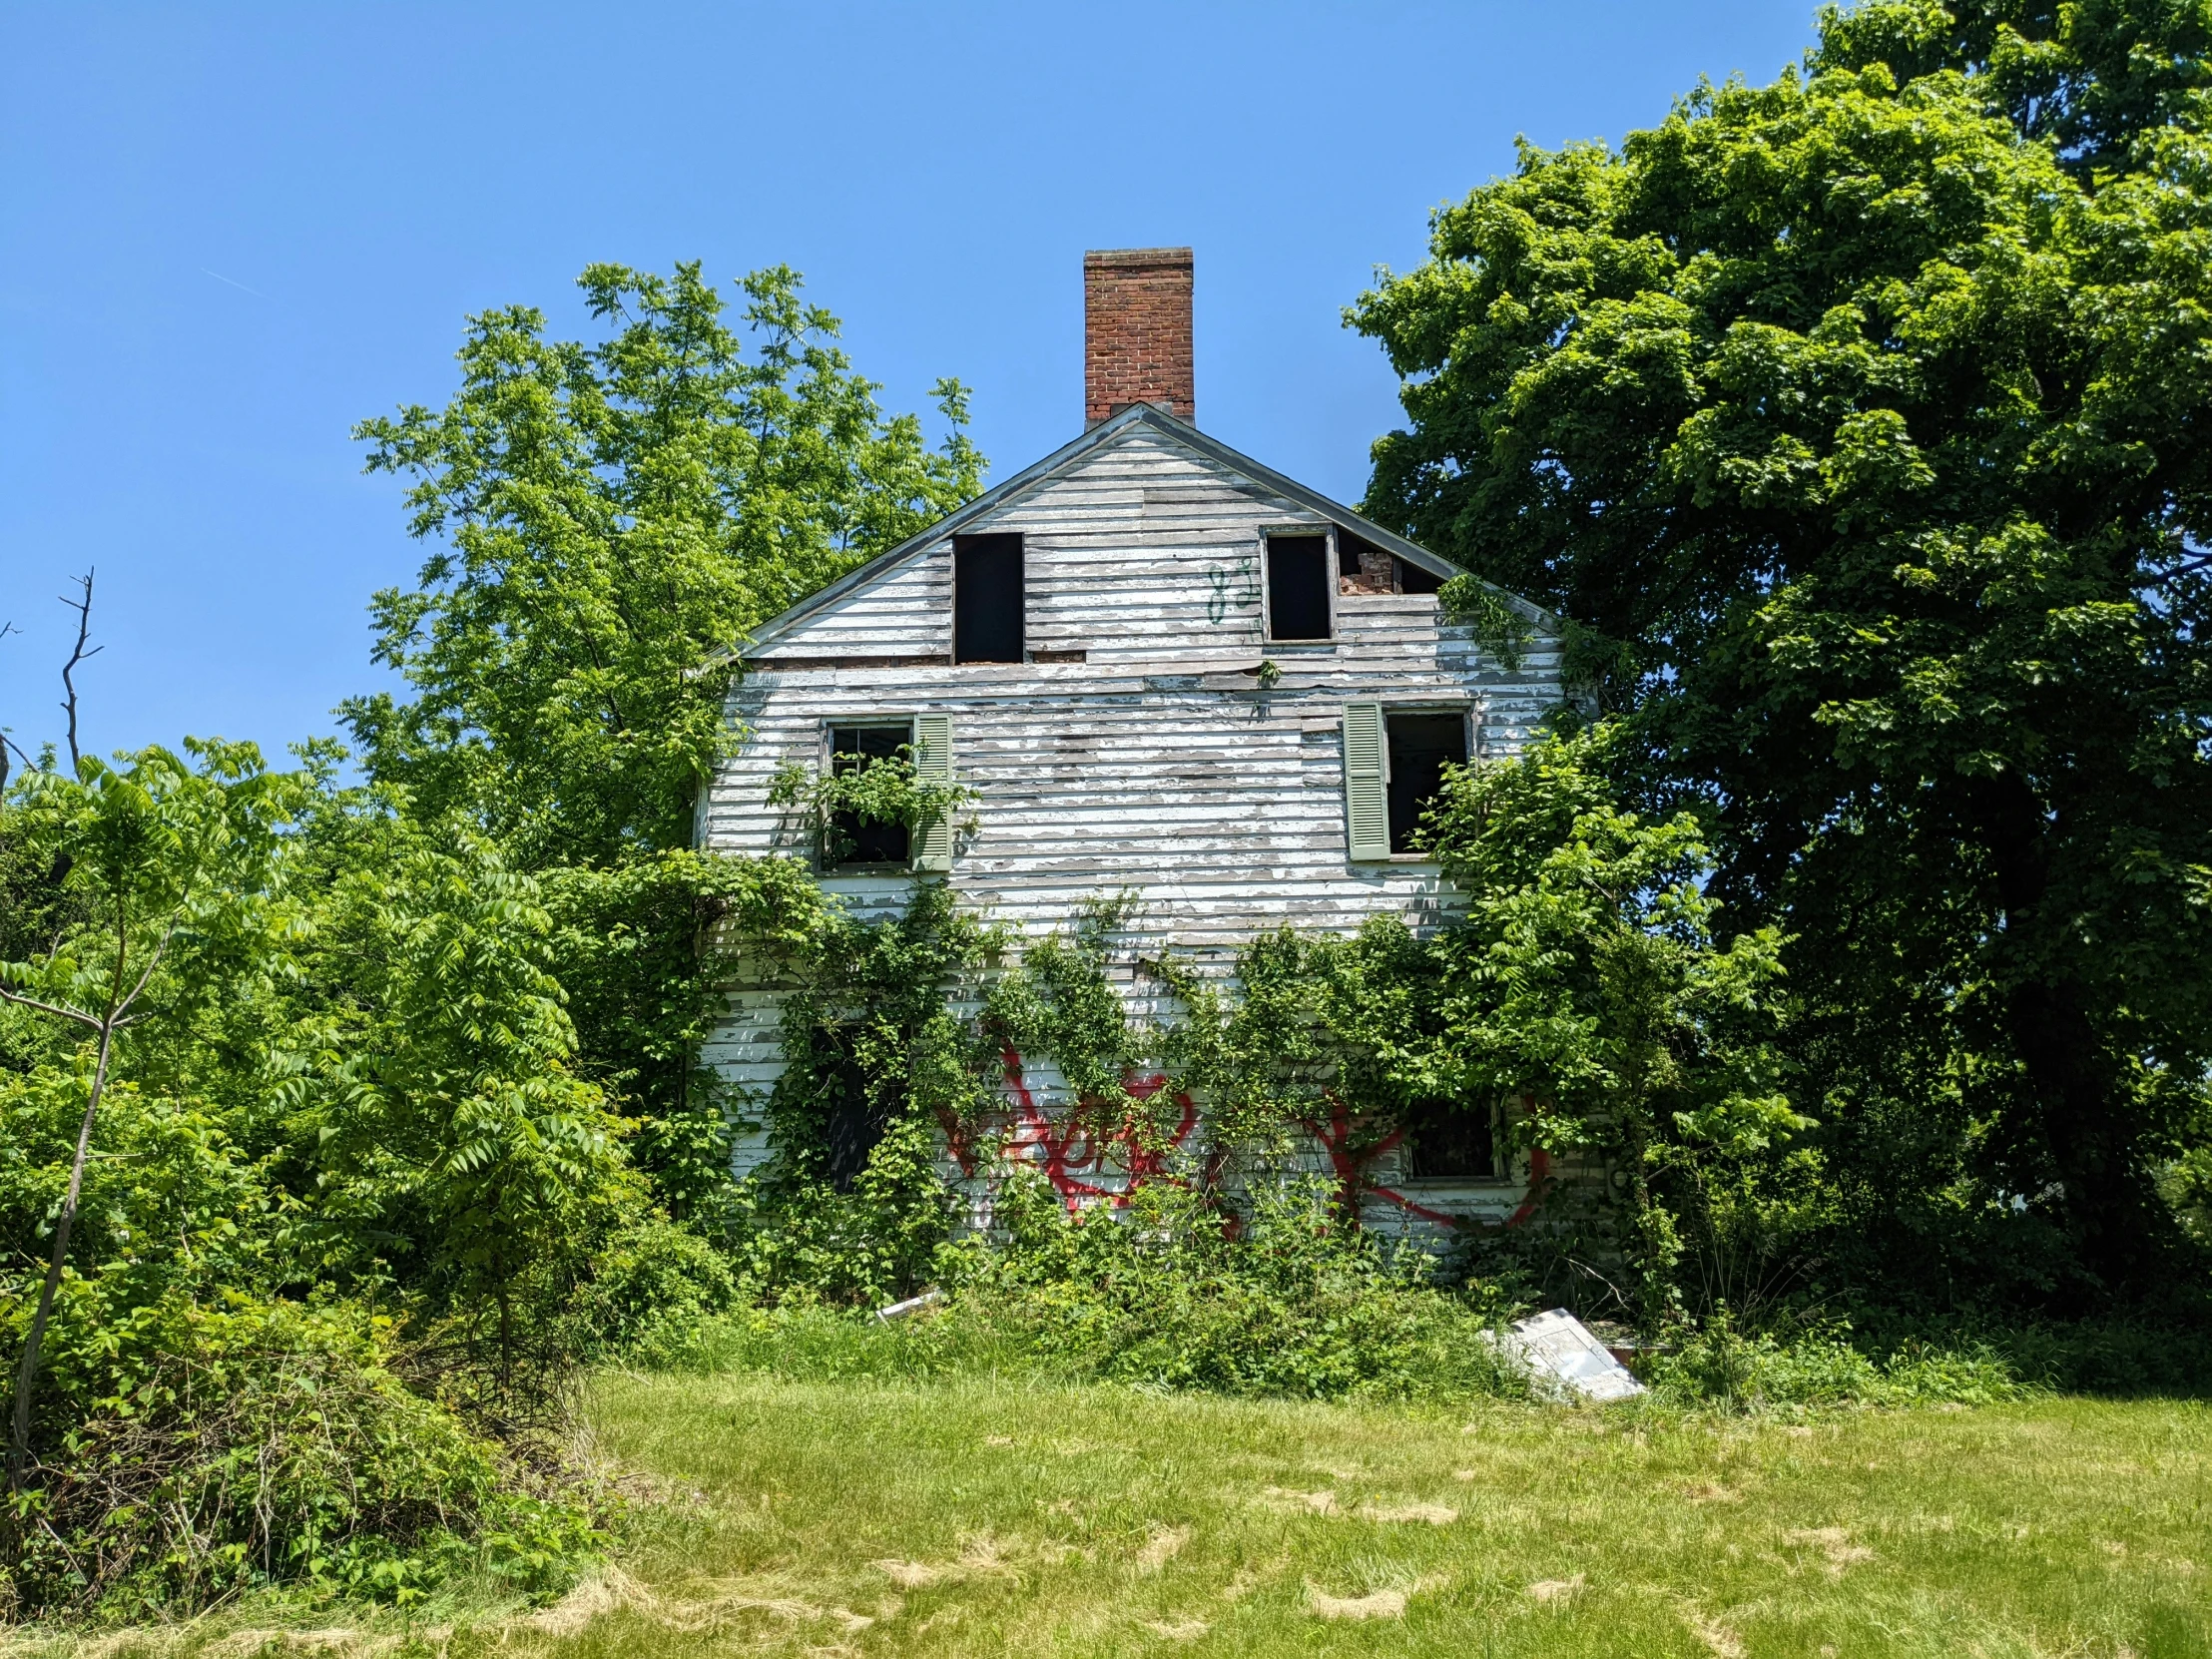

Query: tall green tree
left=1351, top=3, right=2212, bottom=1290
left=345, top=264, right=986, bottom=1207
left=346, top=263, right=983, bottom=862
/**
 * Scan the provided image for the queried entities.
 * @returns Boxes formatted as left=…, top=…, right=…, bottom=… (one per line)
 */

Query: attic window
left=1266, top=533, right=1333, bottom=641
left=954, top=533, right=1024, bottom=663
left=1401, top=1097, right=1503, bottom=1182
left=829, top=725, right=912, bottom=866
left=1386, top=711, right=1466, bottom=853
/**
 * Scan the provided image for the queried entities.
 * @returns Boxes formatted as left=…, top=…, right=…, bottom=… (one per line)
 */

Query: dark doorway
left=819, top=1046, right=888, bottom=1192
left=1385, top=712, right=1466, bottom=853
left=954, top=533, right=1024, bottom=663
left=829, top=725, right=911, bottom=865
left=1266, top=534, right=1332, bottom=640
left=1401, top=1098, right=1500, bottom=1181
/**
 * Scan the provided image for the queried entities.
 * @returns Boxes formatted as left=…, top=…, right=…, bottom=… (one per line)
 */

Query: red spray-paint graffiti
left=1302, top=1097, right=1550, bottom=1230
left=998, top=1045, right=1197, bottom=1212
left=970, top=1050, right=1547, bottom=1228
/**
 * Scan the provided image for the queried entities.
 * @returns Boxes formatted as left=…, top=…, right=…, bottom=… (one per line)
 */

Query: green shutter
left=1343, top=702, right=1390, bottom=861
left=911, top=713, right=954, bottom=872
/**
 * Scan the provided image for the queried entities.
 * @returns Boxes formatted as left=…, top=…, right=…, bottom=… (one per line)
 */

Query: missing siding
left=1266, top=534, right=1332, bottom=641
left=1029, top=648, right=1087, bottom=664
left=954, top=533, right=1024, bottom=664
left=1336, top=526, right=1397, bottom=595
left=1395, top=558, right=1444, bottom=595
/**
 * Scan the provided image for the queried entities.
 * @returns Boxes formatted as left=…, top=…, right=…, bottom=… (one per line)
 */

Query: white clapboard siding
left=702, top=415, right=1567, bottom=1214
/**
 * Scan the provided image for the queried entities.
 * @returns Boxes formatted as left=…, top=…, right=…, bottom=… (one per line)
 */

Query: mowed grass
left=519, top=1372, right=2212, bottom=1659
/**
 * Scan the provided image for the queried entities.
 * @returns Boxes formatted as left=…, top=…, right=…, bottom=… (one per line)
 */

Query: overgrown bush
left=1640, top=1314, right=2032, bottom=1412
left=626, top=1176, right=1530, bottom=1404
left=940, top=1174, right=1527, bottom=1402
left=0, top=748, right=619, bottom=1619
left=0, top=1294, right=593, bottom=1621
left=579, top=1216, right=739, bottom=1357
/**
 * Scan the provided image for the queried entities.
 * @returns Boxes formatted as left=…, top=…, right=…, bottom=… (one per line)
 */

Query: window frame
left=1380, top=702, right=1474, bottom=862
left=1259, top=524, right=1339, bottom=647
left=1392, top=1098, right=1532, bottom=1195
left=820, top=717, right=919, bottom=871
left=951, top=532, right=1026, bottom=665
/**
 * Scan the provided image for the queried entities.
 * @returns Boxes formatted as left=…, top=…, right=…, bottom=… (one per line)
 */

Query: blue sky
left=2, top=1, right=1815, bottom=764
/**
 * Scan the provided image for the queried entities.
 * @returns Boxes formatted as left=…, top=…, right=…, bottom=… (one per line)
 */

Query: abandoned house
left=698, top=247, right=1566, bottom=1234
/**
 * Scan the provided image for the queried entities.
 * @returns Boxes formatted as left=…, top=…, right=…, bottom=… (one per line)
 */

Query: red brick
left=1083, top=248, right=1194, bottom=427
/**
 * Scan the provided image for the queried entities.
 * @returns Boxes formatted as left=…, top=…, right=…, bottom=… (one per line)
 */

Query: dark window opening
left=829, top=725, right=911, bottom=865
left=1395, top=558, right=1444, bottom=595
left=954, top=533, right=1024, bottom=663
left=817, top=1039, right=888, bottom=1192
left=1338, top=532, right=1367, bottom=579
left=1386, top=711, right=1466, bottom=853
left=1401, top=1098, right=1501, bottom=1181
left=1266, top=534, right=1332, bottom=640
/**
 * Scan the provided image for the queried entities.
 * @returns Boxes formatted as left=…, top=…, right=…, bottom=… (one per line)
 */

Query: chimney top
left=1084, top=247, right=1193, bottom=428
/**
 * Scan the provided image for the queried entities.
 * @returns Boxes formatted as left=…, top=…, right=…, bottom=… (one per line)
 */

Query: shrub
left=1641, top=1314, right=2033, bottom=1411
left=581, top=1215, right=739, bottom=1355
left=0, top=1293, right=594, bottom=1621
left=950, top=1173, right=1529, bottom=1403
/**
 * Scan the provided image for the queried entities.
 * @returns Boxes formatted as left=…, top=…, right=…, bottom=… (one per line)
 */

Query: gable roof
left=736, top=401, right=1548, bottom=658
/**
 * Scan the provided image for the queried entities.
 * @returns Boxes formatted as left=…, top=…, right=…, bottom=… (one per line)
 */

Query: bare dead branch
left=59, top=571, right=102, bottom=780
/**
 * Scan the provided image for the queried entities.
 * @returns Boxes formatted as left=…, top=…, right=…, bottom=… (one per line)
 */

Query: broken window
left=954, top=533, right=1024, bottom=663
left=1385, top=711, right=1466, bottom=853
left=828, top=724, right=912, bottom=865
left=1266, top=533, right=1333, bottom=641
left=1401, top=1097, right=1502, bottom=1182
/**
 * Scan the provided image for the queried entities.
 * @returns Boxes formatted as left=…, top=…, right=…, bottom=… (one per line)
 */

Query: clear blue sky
left=2, top=1, right=1815, bottom=765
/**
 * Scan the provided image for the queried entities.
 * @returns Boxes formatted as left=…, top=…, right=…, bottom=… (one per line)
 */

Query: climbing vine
left=718, top=727, right=1792, bottom=1324
left=768, top=748, right=973, bottom=865
left=1437, top=573, right=1535, bottom=671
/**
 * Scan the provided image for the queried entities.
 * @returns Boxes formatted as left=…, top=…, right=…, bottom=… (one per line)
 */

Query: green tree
left=345, top=262, right=983, bottom=863
left=1814, top=0, right=2212, bottom=168
left=345, top=263, right=986, bottom=1209
left=0, top=742, right=303, bottom=1498
left=1415, top=728, right=1802, bottom=1324
left=1351, top=4, right=2212, bottom=1288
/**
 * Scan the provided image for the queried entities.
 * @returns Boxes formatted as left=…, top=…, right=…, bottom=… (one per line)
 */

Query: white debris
left=1486, top=1309, right=1645, bottom=1401
left=874, top=1288, right=943, bottom=1322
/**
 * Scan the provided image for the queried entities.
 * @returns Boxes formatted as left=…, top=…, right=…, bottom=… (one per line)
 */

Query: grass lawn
left=11, top=1373, right=2207, bottom=1657
left=523, top=1372, right=2209, bottom=1659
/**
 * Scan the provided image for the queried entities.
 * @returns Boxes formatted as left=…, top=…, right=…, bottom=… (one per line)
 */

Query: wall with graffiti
left=923, top=1041, right=1547, bottom=1242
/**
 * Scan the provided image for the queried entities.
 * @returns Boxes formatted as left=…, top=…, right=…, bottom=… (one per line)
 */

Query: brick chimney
left=1084, top=248, right=1194, bottom=427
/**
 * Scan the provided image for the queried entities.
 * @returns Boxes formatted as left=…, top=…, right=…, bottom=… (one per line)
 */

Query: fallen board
left=1490, top=1309, right=1646, bottom=1401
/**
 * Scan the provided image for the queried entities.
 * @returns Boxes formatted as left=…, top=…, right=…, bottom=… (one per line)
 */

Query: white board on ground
left=1494, top=1309, right=1645, bottom=1401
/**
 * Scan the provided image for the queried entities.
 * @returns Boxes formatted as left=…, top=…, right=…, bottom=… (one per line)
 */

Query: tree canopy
left=1352, top=0, right=2212, bottom=1288
left=345, top=262, right=984, bottom=865
left=340, top=264, right=987, bottom=1209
